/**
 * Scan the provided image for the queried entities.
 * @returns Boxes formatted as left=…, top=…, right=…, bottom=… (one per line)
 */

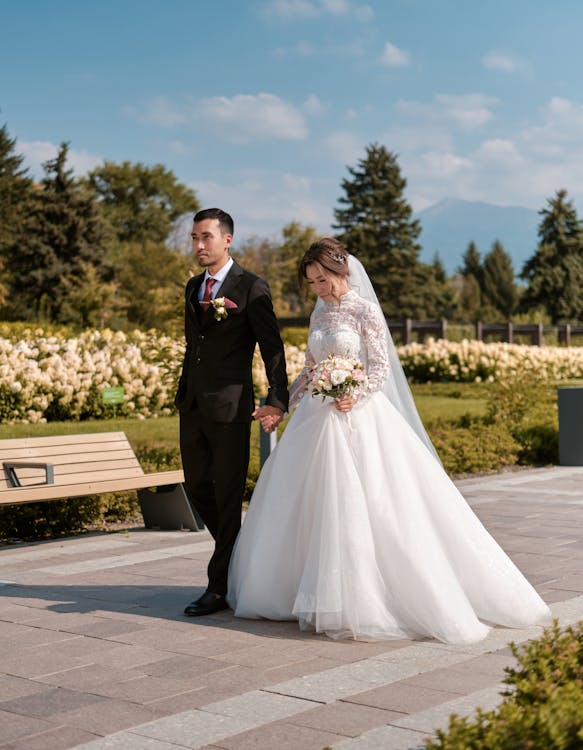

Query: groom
left=176, top=208, right=288, bottom=616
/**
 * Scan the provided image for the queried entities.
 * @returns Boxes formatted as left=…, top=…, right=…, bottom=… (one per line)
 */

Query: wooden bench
left=0, top=431, right=203, bottom=531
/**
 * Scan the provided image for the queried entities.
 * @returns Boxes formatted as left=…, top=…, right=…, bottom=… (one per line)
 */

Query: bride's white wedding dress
left=227, top=288, right=550, bottom=644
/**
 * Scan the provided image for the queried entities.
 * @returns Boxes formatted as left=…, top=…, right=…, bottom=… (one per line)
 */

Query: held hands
left=253, top=405, right=284, bottom=433
left=334, top=394, right=355, bottom=413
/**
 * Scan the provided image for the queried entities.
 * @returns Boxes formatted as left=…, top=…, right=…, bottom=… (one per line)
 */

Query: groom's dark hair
left=193, top=208, right=234, bottom=236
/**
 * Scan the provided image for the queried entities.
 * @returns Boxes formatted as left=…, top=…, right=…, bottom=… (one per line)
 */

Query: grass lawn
left=411, top=382, right=490, bottom=422
left=0, top=384, right=491, bottom=462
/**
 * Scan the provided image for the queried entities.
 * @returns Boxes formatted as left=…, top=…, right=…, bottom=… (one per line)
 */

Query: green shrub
left=425, top=621, right=583, bottom=749
left=485, top=374, right=559, bottom=466
left=280, top=326, right=308, bottom=347
left=428, top=418, right=520, bottom=475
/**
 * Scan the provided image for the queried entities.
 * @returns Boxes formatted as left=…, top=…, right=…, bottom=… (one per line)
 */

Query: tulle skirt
left=227, top=392, right=550, bottom=643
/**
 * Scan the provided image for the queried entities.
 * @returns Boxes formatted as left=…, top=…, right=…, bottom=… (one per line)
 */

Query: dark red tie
left=200, top=277, right=216, bottom=308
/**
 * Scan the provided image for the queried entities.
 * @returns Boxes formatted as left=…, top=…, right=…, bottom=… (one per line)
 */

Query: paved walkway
left=1, top=465, right=583, bottom=750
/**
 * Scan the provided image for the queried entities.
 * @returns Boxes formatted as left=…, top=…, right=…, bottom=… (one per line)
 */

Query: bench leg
left=137, top=483, right=205, bottom=531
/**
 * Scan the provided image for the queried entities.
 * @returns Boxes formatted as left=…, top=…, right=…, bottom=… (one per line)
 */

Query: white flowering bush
left=0, top=328, right=185, bottom=424
left=3, top=325, right=583, bottom=425
left=398, top=339, right=583, bottom=384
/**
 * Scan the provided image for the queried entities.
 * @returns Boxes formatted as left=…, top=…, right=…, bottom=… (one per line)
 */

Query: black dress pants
left=179, top=408, right=251, bottom=596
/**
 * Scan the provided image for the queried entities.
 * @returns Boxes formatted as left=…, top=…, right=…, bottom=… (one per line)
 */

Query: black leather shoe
left=184, top=591, right=228, bottom=617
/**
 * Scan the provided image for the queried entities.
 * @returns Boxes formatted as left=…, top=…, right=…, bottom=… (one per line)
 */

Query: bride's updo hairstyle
left=298, top=237, right=349, bottom=296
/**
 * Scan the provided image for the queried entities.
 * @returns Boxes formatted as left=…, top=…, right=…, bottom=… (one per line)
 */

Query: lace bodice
left=290, top=290, right=389, bottom=408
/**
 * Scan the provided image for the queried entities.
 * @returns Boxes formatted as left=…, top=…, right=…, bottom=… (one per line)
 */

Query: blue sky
left=3, top=0, right=583, bottom=244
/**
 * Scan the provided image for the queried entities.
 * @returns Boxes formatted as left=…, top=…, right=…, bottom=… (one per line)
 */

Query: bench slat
left=0, top=446, right=139, bottom=463
left=0, top=470, right=185, bottom=505
left=0, top=432, right=129, bottom=450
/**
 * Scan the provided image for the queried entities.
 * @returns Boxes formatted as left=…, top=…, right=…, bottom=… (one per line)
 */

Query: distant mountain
left=415, top=198, right=540, bottom=275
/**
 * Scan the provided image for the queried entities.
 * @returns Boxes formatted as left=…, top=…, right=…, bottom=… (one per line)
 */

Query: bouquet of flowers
left=307, top=354, right=367, bottom=401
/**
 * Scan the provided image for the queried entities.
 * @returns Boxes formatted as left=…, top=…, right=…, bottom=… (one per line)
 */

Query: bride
left=227, top=238, right=550, bottom=644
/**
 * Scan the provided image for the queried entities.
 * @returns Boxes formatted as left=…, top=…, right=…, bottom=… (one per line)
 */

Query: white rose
left=331, top=370, right=348, bottom=386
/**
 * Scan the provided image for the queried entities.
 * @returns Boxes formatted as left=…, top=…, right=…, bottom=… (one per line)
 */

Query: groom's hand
left=253, top=405, right=284, bottom=433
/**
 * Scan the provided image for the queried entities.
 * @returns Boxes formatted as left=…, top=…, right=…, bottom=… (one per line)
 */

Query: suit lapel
left=200, top=262, right=244, bottom=330
left=187, top=273, right=205, bottom=328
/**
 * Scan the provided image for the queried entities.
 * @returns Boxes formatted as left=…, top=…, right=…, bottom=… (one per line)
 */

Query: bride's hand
left=334, top=395, right=355, bottom=413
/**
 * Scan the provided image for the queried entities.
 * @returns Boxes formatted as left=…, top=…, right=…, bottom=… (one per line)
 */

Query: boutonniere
left=210, top=296, right=237, bottom=321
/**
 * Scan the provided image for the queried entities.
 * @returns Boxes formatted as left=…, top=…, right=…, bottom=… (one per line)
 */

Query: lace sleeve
left=288, top=345, right=315, bottom=411
left=358, top=304, right=390, bottom=402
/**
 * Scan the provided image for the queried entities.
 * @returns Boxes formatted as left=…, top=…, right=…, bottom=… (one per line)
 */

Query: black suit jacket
left=174, top=261, right=289, bottom=422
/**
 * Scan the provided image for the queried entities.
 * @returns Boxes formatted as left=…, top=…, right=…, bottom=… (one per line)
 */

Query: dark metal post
left=558, top=387, right=583, bottom=465
left=258, top=397, right=278, bottom=468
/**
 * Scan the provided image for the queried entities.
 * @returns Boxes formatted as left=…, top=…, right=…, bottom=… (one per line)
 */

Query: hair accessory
left=330, top=252, right=347, bottom=264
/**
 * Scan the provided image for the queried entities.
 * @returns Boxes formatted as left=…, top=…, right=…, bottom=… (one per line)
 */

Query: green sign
left=101, top=386, right=125, bottom=405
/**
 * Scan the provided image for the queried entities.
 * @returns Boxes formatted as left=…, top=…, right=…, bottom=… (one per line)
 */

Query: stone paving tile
left=130, top=709, right=257, bottom=748
left=288, top=700, right=402, bottom=737
left=211, top=719, right=345, bottom=750
left=0, top=675, right=49, bottom=702
left=53, top=697, right=164, bottom=735
left=140, top=654, right=236, bottom=680
left=328, top=724, right=427, bottom=750
left=0, top=724, right=100, bottom=750
left=146, top=666, right=266, bottom=713
left=391, top=683, right=505, bottom=734
left=53, top=618, right=149, bottom=639
left=259, top=656, right=346, bottom=684
left=397, top=665, right=502, bottom=695
left=37, top=665, right=148, bottom=691
left=0, top=709, right=56, bottom=745
left=88, top=675, right=206, bottom=705
left=345, top=682, right=460, bottom=713
left=446, top=651, right=516, bottom=677
left=1, top=649, right=94, bottom=680
left=75, top=732, right=188, bottom=749
left=0, top=686, right=106, bottom=718
left=203, top=690, right=317, bottom=725
left=212, top=643, right=318, bottom=669
left=0, top=626, right=81, bottom=650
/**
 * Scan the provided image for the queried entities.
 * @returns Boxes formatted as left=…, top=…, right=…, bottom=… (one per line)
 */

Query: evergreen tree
left=459, top=241, right=483, bottom=286
left=458, top=274, right=482, bottom=322
left=0, top=124, right=33, bottom=307
left=5, top=143, right=113, bottom=323
left=333, top=143, right=427, bottom=317
left=521, top=190, right=583, bottom=323
left=482, top=240, right=518, bottom=317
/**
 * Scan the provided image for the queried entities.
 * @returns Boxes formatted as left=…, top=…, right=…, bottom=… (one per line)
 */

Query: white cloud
left=303, top=93, right=327, bottom=116
left=19, top=140, right=102, bottom=178
left=139, top=96, right=187, bottom=127
left=477, top=139, right=523, bottom=165
left=422, top=151, right=473, bottom=176
left=380, top=41, right=410, bottom=67
left=321, top=0, right=350, bottom=13
left=354, top=4, right=373, bottom=21
left=168, top=140, right=193, bottom=155
left=264, top=0, right=320, bottom=19
left=191, top=170, right=332, bottom=240
left=322, top=130, right=364, bottom=164
left=435, top=94, right=497, bottom=129
left=482, top=50, right=527, bottom=73
left=194, top=93, right=308, bottom=142
left=264, top=0, right=371, bottom=19
left=397, top=93, right=497, bottom=130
